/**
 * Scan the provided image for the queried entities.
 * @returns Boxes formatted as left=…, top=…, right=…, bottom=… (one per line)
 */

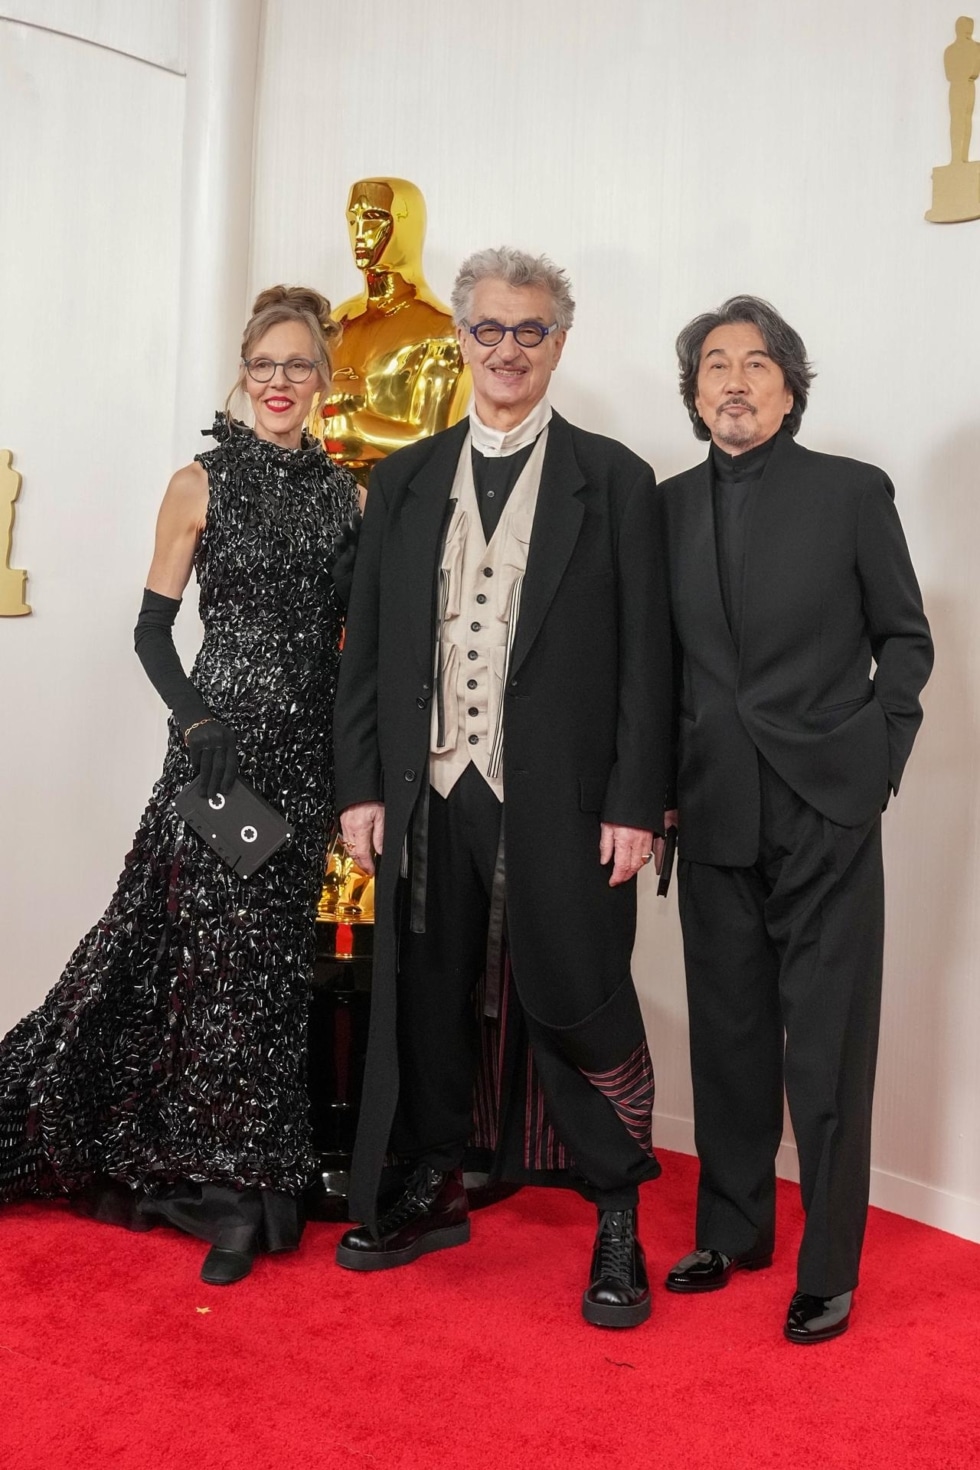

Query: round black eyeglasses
left=243, top=356, right=323, bottom=384
left=467, top=321, right=559, bottom=348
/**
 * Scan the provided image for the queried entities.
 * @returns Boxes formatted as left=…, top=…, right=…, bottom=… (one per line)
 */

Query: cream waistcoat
left=429, top=428, right=549, bottom=800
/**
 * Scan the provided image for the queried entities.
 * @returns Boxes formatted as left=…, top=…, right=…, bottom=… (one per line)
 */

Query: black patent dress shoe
left=582, top=1207, right=651, bottom=1328
left=664, top=1247, right=773, bottom=1293
left=200, top=1246, right=254, bottom=1285
left=784, top=1290, right=852, bottom=1344
left=335, top=1166, right=470, bottom=1272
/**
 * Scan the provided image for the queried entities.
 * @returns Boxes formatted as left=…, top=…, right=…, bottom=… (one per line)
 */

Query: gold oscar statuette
left=0, top=449, right=30, bottom=617
left=927, top=16, right=980, bottom=222
left=307, top=177, right=470, bottom=487
left=317, top=832, right=376, bottom=927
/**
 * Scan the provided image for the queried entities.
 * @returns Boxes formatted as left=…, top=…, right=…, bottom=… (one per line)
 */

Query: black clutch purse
left=173, top=777, right=293, bottom=878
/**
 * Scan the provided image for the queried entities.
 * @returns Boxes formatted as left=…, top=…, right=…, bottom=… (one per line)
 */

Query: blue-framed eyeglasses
left=467, top=320, right=560, bottom=348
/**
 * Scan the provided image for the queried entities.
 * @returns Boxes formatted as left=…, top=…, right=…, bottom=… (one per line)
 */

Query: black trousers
left=678, top=759, right=884, bottom=1296
left=393, top=763, right=645, bottom=1210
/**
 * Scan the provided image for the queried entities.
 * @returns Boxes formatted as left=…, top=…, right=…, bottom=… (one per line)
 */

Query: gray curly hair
left=451, top=247, right=576, bottom=331
left=676, top=294, right=815, bottom=440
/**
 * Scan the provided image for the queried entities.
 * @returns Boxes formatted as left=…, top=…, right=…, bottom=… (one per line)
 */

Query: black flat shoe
left=784, top=1290, right=852, bottom=1343
left=200, top=1246, right=254, bottom=1285
left=336, top=1166, right=470, bottom=1272
left=665, top=1247, right=773, bottom=1293
left=582, top=1207, right=651, bottom=1329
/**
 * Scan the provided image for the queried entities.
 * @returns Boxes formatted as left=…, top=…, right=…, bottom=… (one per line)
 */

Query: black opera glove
left=134, top=588, right=211, bottom=729
left=184, top=718, right=239, bottom=800
left=135, top=588, right=240, bottom=795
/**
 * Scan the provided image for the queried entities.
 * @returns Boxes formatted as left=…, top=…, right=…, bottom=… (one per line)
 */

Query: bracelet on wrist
left=183, top=717, right=215, bottom=746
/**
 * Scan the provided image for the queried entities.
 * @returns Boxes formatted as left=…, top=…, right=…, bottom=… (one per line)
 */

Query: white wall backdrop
left=0, top=7, right=186, bottom=1034
left=1, top=0, right=977, bottom=1241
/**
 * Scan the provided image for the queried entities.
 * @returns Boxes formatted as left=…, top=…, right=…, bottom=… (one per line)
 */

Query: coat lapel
left=738, top=430, right=802, bottom=652
left=683, top=452, right=737, bottom=655
left=399, top=419, right=469, bottom=676
left=509, top=413, right=585, bottom=677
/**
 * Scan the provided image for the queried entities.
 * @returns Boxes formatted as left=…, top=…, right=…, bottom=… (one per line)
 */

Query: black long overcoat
left=333, top=413, right=673, bottom=1222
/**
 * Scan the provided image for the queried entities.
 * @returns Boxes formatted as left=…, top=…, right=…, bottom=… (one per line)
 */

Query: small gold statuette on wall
left=0, top=449, right=30, bottom=617
left=928, top=16, right=980, bottom=222
left=308, top=177, right=469, bottom=487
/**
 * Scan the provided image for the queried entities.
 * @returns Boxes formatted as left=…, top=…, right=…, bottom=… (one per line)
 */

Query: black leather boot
left=335, top=1166, right=470, bottom=1272
left=200, top=1245, right=254, bottom=1285
left=582, top=1207, right=651, bottom=1328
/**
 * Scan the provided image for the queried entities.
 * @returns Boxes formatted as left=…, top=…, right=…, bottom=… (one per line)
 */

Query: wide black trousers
left=678, top=759, right=884, bottom=1296
left=392, top=763, right=650, bottom=1210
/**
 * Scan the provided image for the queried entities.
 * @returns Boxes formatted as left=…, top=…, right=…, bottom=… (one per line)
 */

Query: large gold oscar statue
left=307, top=177, right=470, bottom=485
left=927, top=16, right=980, bottom=222
left=314, top=180, right=470, bottom=952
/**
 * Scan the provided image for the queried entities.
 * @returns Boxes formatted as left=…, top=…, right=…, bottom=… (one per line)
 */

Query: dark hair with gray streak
left=451, top=247, right=576, bottom=330
left=676, top=294, right=815, bottom=440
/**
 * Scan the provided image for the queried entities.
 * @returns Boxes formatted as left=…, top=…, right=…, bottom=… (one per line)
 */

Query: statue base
left=926, top=161, right=980, bottom=223
left=0, top=568, right=30, bottom=617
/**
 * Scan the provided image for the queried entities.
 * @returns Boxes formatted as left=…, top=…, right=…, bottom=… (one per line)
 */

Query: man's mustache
left=721, top=398, right=755, bottom=412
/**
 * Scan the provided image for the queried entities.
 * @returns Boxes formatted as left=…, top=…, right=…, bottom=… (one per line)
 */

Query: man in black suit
left=658, top=295, right=933, bottom=1343
left=332, top=247, right=673, bottom=1327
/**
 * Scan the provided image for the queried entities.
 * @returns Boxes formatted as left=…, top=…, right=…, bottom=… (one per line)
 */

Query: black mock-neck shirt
left=710, top=431, right=780, bottom=643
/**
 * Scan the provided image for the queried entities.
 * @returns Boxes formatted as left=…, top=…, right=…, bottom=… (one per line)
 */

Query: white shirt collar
left=468, top=397, right=553, bottom=458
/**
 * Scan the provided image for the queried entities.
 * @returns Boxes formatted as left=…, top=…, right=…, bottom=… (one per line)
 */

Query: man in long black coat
left=332, top=247, right=673, bottom=1328
left=657, top=295, right=933, bottom=1343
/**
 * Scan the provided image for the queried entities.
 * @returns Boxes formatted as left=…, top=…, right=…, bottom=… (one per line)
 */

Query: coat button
left=416, top=697, right=428, bottom=708
left=404, top=769, right=416, bottom=782
left=483, top=567, right=493, bottom=577
left=476, top=593, right=487, bottom=605
left=467, top=649, right=478, bottom=661
left=510, top=677, right=519, bottom=688
left=468, top=734, right=478, bottom=745
left=468, top=706, right=479, bottom=717
left=467, top=678, right=477, bottom=690
left=470, top=621, right=481, bottom=632
left=421, top=682, right=431, bottom=693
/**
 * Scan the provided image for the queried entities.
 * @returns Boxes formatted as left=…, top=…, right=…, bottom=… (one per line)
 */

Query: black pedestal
left=305, top=920, right=521, bottom=1222
left=306, top=923, right=372, bottom=1221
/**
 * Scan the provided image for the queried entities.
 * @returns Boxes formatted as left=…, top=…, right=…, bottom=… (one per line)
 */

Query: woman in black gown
left=0, top=285, right=359, bottom=1284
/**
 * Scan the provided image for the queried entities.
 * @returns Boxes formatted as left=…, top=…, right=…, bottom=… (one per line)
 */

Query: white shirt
left=468, top=397, right=553, bottom=459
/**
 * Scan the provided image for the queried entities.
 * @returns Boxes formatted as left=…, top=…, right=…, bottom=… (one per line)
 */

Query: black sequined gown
left=0, top=416, right=359, bottom=1252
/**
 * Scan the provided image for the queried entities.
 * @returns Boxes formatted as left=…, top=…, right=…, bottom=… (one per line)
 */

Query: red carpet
left=0, top=1150, right=977, bottom=1470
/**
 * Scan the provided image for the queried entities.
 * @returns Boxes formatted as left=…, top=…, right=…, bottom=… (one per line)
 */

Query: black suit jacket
left=333, top=411, right=673, bottom=1221
left=660, top=431, right=933, bottom=866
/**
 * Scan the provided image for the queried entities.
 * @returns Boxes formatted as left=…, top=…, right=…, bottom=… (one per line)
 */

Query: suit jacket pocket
left=579, top=776, right=607, bottom=812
